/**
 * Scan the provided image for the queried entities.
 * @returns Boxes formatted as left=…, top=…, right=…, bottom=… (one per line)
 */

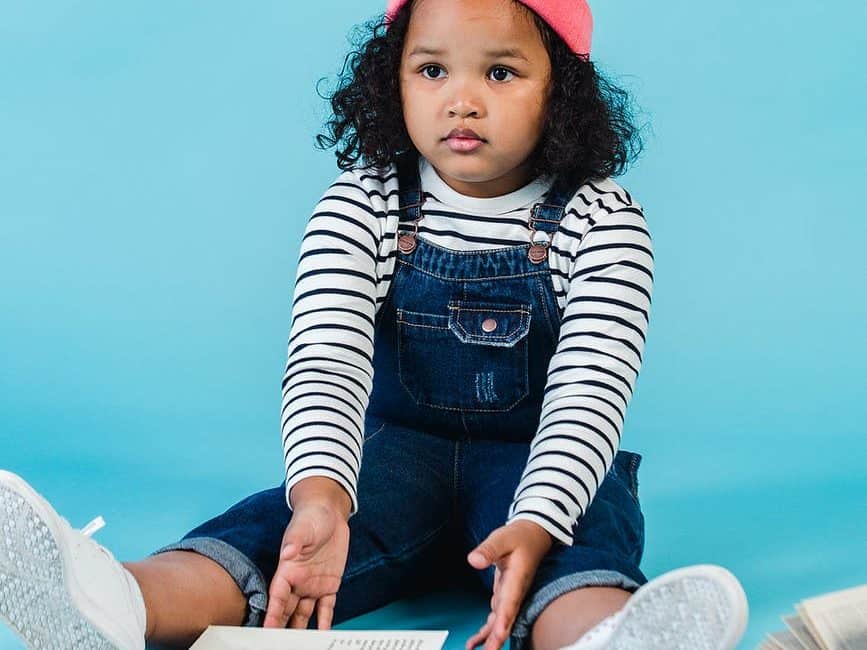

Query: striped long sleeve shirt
left=281, top=155, right=654, bottom=546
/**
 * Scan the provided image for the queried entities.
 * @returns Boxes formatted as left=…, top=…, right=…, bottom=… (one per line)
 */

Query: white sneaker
left=558, top=564, right=749, bottom=650
left=558, top=610, right=624, bottom=649
left=0, top=470, right=147, bottom=649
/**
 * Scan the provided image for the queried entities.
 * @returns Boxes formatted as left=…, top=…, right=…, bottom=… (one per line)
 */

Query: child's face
left=400, top=0, right=552, bottom=198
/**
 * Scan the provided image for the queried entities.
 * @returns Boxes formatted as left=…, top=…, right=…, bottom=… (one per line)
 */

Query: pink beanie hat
left=385, top=0, right=593, bottom=56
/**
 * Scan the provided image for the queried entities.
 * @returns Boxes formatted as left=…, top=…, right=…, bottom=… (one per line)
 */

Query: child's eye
left=418, top=65, right=515, bottom=82
left=420, top=64, right=446, bottom=80
left=489, top=66, right=515, bottom=82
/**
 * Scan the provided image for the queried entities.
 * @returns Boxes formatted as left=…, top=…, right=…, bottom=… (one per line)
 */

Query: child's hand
left=263, top=502, right=350, bottom=629
left=465, top=520, right=553, bottom=650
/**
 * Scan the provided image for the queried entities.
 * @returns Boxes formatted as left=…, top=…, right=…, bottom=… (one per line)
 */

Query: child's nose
left=449, top=105, right=480, bottom=119
left=448, top=97, right=482, bottom=119
left=445, top=78, right=484, bottom=118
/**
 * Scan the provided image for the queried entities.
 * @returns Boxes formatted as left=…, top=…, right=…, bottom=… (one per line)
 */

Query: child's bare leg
left=528, top=566, right=749, bottom=650
left=530, top=585, right=631, bottom=650
left=123, top=551, right=248, bottom=647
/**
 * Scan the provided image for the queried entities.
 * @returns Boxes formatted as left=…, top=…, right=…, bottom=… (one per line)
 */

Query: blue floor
left=2, top=436, right=865, bottom=649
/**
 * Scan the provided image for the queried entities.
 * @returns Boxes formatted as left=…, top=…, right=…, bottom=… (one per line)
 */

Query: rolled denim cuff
left=509, top=569, right=642, bottom=650
left=150, top=536, right=269, bottom=626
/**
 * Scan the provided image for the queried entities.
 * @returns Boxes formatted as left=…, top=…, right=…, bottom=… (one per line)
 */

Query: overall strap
left=529, top=173, right=583, bottom=236
left=395, top=149, right=424, bottom=222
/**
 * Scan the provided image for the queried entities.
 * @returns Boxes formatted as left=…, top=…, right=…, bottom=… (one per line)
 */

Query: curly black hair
left=315, top=0, right=645, bottom=184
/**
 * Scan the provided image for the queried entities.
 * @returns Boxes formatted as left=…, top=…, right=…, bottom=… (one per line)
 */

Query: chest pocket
left=396, top=300, right=531, bottom=412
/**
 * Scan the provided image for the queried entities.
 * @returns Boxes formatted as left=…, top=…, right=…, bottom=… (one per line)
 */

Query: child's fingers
left=490, top=566, right=501, bottom=611
left=468, top=529, right=509, bottom=570
left=264, top=591, right=299, bottom=629
left=264, top=570, right=300, bottom=628
left=487, top=570, right=528, bottom=649
left=466, top=620, right=493, bottom=649
left=316, top=593, right=337, bottom=630
left=485, top=609, right=513, bottom=650
left=465, top=611, right=496, bottom=650
left=481, top=627, right=506, bottom=650
left=288, top=596, right=317, bottom=629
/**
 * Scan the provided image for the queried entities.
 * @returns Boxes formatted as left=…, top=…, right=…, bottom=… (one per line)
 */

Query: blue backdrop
left=1, top=1, right=865, bottom=648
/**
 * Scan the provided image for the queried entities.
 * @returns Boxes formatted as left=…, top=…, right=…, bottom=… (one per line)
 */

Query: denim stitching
left=414, top=236, right=532, bottom=256
left=397, top=301, right=531, bottom=412
left=449, top=326, right=525, bottom=345
left=398, top=337, right=530, bottom=413
left=373, top=259, right=405, bottom=336
left=448, top=306, right=532, bottom=315
left=396, top=319, right=420, bottom=405
left=608, top=457, right=641, bottom=508
left=448, top=304, right=531, bottom=345
left=397, top=308, right=450, bottom=328
left=534, top=274, right=561, bottom=345
left=396, top=318, right=450, bottom=332
left=397, top=258, right=544, bottom=282
left=629, top=453, right=640, bottom=500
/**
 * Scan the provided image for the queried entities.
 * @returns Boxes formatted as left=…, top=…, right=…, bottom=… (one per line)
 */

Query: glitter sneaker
left=0, top=470, right=147, bottom=649
left=557, top=564, right=748, bottom=650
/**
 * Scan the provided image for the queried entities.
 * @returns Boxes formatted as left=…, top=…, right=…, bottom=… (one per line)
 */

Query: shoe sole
left=0, top=470, right=118, bottom=649
left=607, top=564, right=749, bottom=650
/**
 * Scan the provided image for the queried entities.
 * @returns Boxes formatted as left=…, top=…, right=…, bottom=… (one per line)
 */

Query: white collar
left=418, top=156, right=554, bottom=215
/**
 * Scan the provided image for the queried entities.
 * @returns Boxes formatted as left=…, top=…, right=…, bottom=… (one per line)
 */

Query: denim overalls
left=152, top=151, right=647, bottom=649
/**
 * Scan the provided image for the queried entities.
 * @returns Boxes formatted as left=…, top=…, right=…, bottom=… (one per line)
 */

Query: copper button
left=481, top=318, right=498, bottom=332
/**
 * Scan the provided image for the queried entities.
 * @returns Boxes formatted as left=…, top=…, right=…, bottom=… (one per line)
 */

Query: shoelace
left=80, top=515, right=106, bottom=537
left=76, top=514, right=122, bottom=564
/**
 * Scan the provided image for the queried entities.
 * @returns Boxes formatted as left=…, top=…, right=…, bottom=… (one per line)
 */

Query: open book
left=758, top=583, right=867, bottom=650
left=190, top=626, right=449, bottom=650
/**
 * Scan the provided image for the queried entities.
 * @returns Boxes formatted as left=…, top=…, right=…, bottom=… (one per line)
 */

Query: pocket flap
left=447, top=300, right=531, bottom=347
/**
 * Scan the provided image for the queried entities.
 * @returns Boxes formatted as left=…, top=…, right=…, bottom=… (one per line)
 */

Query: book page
left=796, top=603, right=829, bottom=650
left=783, top=613, right=822, bottom=650
left=798, top=584, right=867, bottom=650
left=190, top=626, right=449, bottom=650
left=766, top=627, right=809, bottom=649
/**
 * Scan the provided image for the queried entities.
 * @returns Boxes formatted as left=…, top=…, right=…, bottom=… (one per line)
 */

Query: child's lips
left=444, top=136, right=485, bottom=153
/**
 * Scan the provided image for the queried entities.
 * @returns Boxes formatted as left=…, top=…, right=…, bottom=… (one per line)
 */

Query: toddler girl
left=0, top=1, right=749, bottom=649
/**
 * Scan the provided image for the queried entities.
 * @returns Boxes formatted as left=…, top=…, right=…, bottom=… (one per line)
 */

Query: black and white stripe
left=281, top=156, right=654, bottom=546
